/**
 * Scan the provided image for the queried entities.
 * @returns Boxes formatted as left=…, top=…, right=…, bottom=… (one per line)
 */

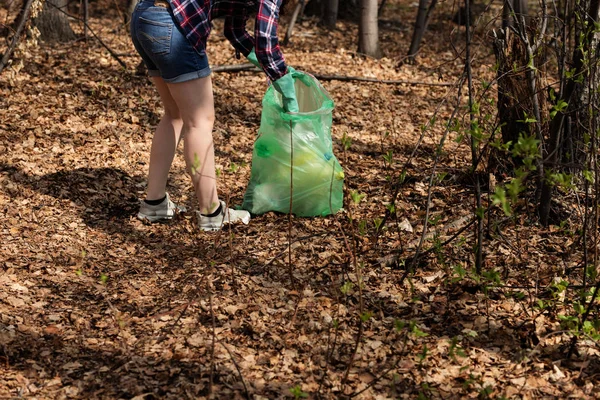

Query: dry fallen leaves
left=0, top=0, right=598, bottom=399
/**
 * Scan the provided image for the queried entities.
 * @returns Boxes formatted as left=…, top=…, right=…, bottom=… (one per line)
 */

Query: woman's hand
left=272, top=68, right=299, bottom=113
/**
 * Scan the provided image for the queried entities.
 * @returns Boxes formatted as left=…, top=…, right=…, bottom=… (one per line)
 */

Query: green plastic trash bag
left=242, top=70, right=344, bottom=217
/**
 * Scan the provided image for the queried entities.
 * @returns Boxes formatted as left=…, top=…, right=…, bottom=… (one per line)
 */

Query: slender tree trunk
left=34, top=0, right=75, bottom=42
left=358, top=0, right=382, bottom=58
left=539, top=0, right=600, bottom=225
left=407, top=0, right=438, bottom=61
left=283, top=0, right=304, bottom=45
left=323, top=0, right=338, bottom=28
left=83, top=0, right=89, bottom=39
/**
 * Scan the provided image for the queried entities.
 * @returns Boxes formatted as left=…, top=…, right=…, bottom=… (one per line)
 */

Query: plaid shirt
left=168, top=0, right=288, bottom=82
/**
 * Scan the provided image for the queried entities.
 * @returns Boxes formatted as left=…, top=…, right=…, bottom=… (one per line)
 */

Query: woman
left=131, top=0, right=297, bottom=231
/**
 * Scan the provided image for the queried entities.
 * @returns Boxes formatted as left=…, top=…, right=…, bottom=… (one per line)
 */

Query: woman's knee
left=182, top=109, right=215, bottom=129
left=163, top=105, right=181, bottom=120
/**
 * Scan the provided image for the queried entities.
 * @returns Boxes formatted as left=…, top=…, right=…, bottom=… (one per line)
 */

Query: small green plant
left=549, top=172, right=575, bottom=190
left=394, top=319, right=406, bottom=332
left=479, top=385, right=493, bottom=398
left=550, top=279, right=569, bottom=298
left=409, top=321, right=428, bottom=338
left=448, top=336, right=467, bottom=362
left=373, top=217, right=383, bottom=231
left=358, top=219, right=367, bottom=235
left=418, top=343, right=429, bottom=365
left=341, top=131, right=352, bottom=162
left=550, top=97, right=568, bottom=118
left=341, top=131, right=352, bottom=151
left=228, top=162, right=239, bottom=173
left=451, top=264, right=467, bottom=283
left=350, top=190, right=366, bottom=204
left=340, top=281, right=354, bottom=295
left=385, top=203, right=396, bottom=214
left=360, top=311, right=373, bottom=322
left=491, top=133, right=541, bottom=216
left=289, top=385, right=308, bottom=399
left=382, top=150, right=394, bottom=167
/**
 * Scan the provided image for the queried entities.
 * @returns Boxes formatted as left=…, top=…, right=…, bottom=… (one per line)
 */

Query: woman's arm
left=253, top=0, right=288, bottom=82
left=223, top=15, right=254, bottom=57
left=168, top=0, right=211, bottom=53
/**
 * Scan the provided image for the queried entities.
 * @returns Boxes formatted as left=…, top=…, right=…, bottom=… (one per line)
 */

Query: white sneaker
left=197, top=200, right=251, bottom=231
left=137, top=193, right=186, bottom=222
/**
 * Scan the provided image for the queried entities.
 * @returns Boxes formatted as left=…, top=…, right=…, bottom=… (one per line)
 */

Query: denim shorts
left=130, top=0, right=211, bottom=83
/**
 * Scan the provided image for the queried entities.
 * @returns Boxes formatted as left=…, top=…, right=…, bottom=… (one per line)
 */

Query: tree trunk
left=323, top=0, right=339, bottom=28
left=283, top=0, right=304, bottom=45
left=34, top=0, right=75, bottom=43
left=492, top=28, right=530, bottom=162
left=539, top=0, right=600, bottom=225
left=358, top=0, right=381, bottom=58
left=407, top=0, right=437, bottom=61
left=567, top=0, right=600, bottom=165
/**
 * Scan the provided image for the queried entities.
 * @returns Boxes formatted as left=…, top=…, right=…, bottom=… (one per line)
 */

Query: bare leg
left=146, top=77, right=183, bottom=200
left=166, top=76, right=219, bottom=214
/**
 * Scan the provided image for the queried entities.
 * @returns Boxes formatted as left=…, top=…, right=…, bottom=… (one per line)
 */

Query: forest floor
left=1, top=0, right=599, bottom=398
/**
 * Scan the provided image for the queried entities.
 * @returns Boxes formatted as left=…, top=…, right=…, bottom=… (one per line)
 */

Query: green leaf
left=373, top=217, right=383, bottom=230
left=350, top=191, right=366, bottom=204
left=340, top=281, right=353, bottom=295
left=394, top=319, right=406, bottom=332
left=491, top=186, right=511, bottom=216
left=289, top=385, right=309, bottom=399
left=360, top=311, right=373, bottom=322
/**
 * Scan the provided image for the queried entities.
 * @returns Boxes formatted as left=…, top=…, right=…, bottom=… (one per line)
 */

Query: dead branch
left=0, top=0, right=35, bottom=74
left=211, top=63, right=258, bottom=73
left=57, top=5, right=128, bottom=69
left=220, top=341, right=250, bottom=399
left=287, top=120, right=295, bottom=284
left=312, top=73, right=454, bottom=86
left=378, top=214, right=475, bottom=269
left=67, top=9, right=127, bottom=69
left=211, top=63, right=455, bottom=86
left=283, top=0, right=304, bottom=46
left=208, top=288, right=216, bottom=397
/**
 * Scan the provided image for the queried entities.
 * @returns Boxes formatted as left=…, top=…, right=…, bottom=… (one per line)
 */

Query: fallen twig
left=209, top=289, right=217, bottom=398
left=288, top=120, right=295, bottom=284
left=313, top=73, right=454, bottom=86
left=220, top=341, right=251, bottom=399
left=0, top=0, right=35, bottom=74
left=377, top=214, right=475, bottom=269
left=210, top=63, right=455, bottom=86
left=211, top=63, right=258, bottom=73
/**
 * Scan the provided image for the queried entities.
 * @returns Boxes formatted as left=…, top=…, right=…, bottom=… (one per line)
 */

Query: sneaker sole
left=199, top=219, right=250, bottom=232
left=199, top=225, right=221, bottom=232
left=137, top=213, right=174, bottom=223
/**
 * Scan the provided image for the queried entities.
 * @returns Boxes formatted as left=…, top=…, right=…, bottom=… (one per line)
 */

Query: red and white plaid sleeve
left=253, top=0, right=288, bottom=81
